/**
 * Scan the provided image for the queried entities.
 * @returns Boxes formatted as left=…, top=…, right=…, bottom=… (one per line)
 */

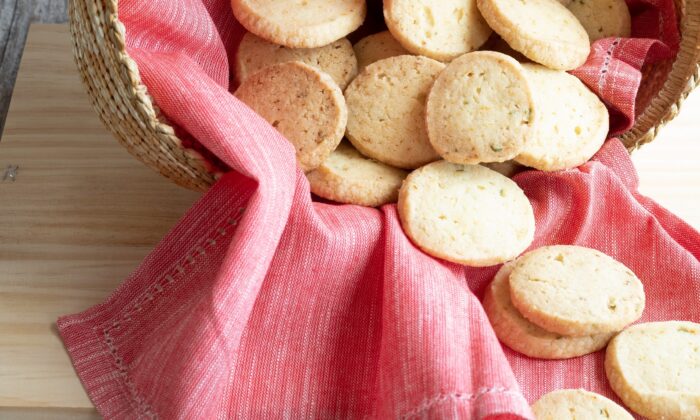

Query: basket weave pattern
left=619, top=2, right=700, bottom=150
left=70, top=0, right=700, bottom=192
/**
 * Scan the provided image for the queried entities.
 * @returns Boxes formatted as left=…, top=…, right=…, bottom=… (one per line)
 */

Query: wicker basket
left=69, top=0, right=700, bottom=192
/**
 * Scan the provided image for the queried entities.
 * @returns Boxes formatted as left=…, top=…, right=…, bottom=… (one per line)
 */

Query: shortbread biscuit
left=306, top=141, right=408, bottom=207
left=353, top=31, right=409, bottom=71
left=383, top=0, right=492, bottom=61
left=398, top=161, right=535, bottom=266
left=426, top=51, right=536, bottom=164
left=515, top=64, right=609, bottom=171
left=509, top=246, right=645, bottom=336
left=235, top=61, right=347, bottom=172
left=606, top=322, right=700, bottom=420
left=345, top=55, right=444, bottom=169
left=236, top=33, right=358, bottom=89
left=568, top=0, right=631, bottom=42
left=231, top=0, right=366, bottom=48
left=532, top=389, right=634, bottom=419
left=477, top=0, right=590, bottom=70
left=484, top=263, right=614, bottom=359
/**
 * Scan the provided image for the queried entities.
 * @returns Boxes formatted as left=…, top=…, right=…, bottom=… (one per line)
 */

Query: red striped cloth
left=58, top=0, right=698, bottom=418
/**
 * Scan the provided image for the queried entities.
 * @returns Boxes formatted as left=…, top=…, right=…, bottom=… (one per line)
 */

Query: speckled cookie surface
left=606, top=321, right=700, bottom=420
left=345, top=55, right=444, bottom=169
left=398, top=161, right=535, bottom=266
left=306, top=141, right=408, bottom=207
left=234, top=61, right=347, bottom=172
left=236, top=33, right=358, bottom=89
left=509, top=246, right=645, bottom=336
left=515, top=64, right=609, bottom=171
left=532, top=389, right=634, bottom=419
left=231, top=0, right=367, bottom=48
left=353, top=31, right=409, bottom=71
left=568, top=0, right=631, bottom=42
left=426, top=51, right=536, bottom=164
left=383, top=0, right=492, bottom=61
left=484, top=263, right=615, bottom=359
left=477, top=0, right=590, bottom=70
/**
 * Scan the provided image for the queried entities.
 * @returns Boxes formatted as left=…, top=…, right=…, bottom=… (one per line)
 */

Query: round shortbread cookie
left=532, top=389, right=634, bottom=419
left=345, top=55, right=444, bottom=169
left=509, top=246, right=645, bottom=336
left=397, top=161, right=535, bottom=266
left=568, top=0, right=631, bottom=42
left=231, top=0, right=367, bottom=48
left=515, top=64, right=609, bottom=171
left=426, top=51, right=536, bottom=165
left=235, top=33, right=358, bottom=89
left=234, top=61, right=347, bottom=172
left=353, top=31, right=409, bottom=71
left=606, top=322, right=700, bottom=420
left=383, top=0, right=492, bottom=61
left=306, top=141, right=408, bottom=207
left=477, top=0, right=590, bottom=70
left=484, top=263, right=615, bottom=359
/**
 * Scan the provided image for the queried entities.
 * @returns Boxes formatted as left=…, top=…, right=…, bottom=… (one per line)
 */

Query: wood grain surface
left=0, top=0, right=67, bottom=136
left=0, top=24, right=697, bottom=416
left=0, top=24, right=200, bottom=416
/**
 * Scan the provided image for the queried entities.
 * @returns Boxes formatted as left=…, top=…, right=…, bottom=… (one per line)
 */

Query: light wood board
left=0, top=24, right=200, bottom=416
left=0, top=24, right=697, bottom=416
left=631, top=95, right=700, bottom=228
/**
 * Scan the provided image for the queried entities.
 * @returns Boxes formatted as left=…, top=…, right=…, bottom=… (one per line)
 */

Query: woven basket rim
left=619, top=1, right=700, bottom=150
left=69, top=0, right=217, bottom=190
left=69, top=0, right=700, bottom=191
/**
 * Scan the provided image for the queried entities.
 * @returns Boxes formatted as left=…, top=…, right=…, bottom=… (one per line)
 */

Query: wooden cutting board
left=0, top=24, right=200, bottom=418
left=0, top=24, right=697, bottom=417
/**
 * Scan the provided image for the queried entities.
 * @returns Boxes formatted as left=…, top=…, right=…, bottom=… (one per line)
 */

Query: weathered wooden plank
left=0, top=0, right=32, bottom=137
left=32, top=0, right=68, bottom=23
left=0, top=0, right=68, bottom=138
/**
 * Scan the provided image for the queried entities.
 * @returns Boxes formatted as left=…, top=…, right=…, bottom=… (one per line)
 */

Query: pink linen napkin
left=58, top=0, right=699, bottom=418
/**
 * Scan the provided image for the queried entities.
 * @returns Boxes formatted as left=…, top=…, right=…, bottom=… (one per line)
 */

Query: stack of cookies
left=230, top=0, right=631, bottom=266
left=228, top=5, right=700, bottom=418
left=526, top=321, right=700, bottom=419
left=483, top=245, right=646, bottom=359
